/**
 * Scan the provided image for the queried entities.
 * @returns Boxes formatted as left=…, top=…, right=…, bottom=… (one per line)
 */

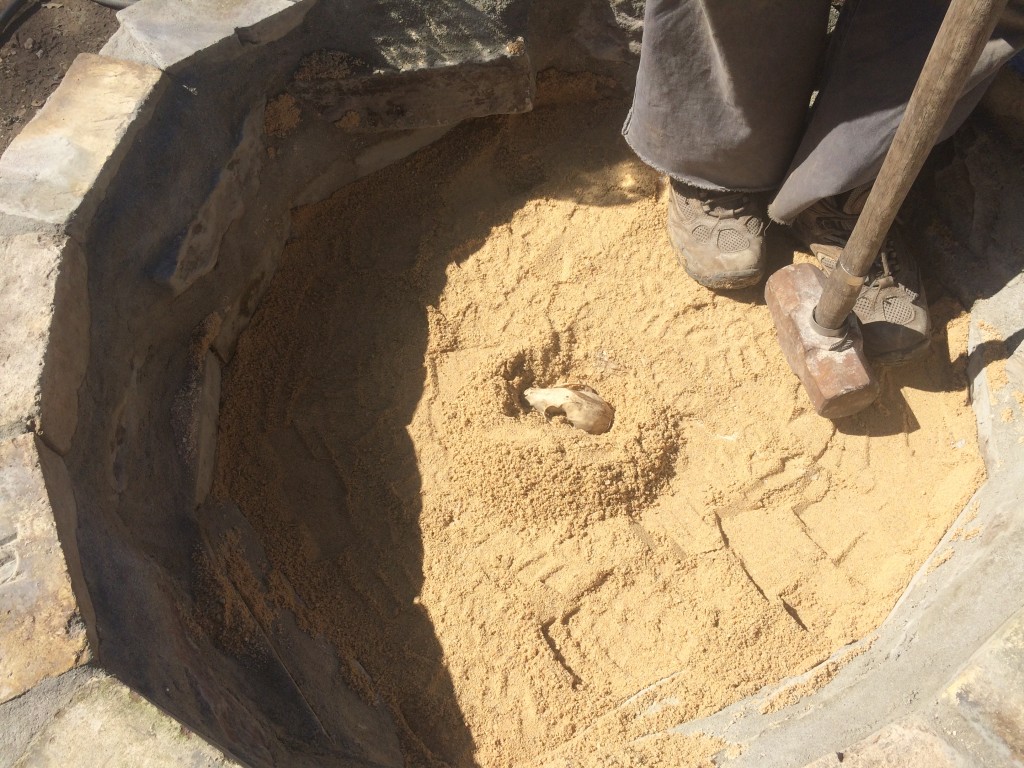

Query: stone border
left=0, top=51, right=162, bottom=706
left=0, top=0, right=641, bottom=764
left=3, top=667, right=238, bottom=766
left=0, top=0, right=1020, bottom=766
left=676, top=70, right=1024, bottom=767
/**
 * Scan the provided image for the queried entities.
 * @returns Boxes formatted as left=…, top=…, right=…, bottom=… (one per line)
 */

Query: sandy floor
left=212, top=84, right=984, bottom=766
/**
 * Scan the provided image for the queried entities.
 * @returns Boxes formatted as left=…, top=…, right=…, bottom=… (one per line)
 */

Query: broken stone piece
left=523, top=384, right=614, bottom=435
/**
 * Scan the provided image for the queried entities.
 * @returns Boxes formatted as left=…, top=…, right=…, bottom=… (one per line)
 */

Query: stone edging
left=0, top=0, right=1020, bottom=766
left=0, top=0, right=640, bottom=764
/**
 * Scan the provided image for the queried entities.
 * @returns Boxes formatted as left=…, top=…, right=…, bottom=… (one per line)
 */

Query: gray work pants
left=624, top=0, right=1024, bottom=223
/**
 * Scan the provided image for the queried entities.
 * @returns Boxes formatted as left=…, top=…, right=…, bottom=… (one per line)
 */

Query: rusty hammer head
left=765, top=263, right=880, bottom=419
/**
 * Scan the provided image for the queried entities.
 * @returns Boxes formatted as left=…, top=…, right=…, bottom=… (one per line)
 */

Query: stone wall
left=0, top=1, right=1022, bottom=766
left=0, top=1, right=643, bottom=765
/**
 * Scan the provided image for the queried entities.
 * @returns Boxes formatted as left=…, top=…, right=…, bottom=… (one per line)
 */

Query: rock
left=944, top=607, right=1024, bottom=761
left=802, top=719, right=969, bottom=767
left=0, top=435, right=90, bottom=704
left=171, top=324, right=222, bottom=508
left=101, top=0, right=313, bottom=72
left=154, top=105, right=264, bottom=295
left=7, top=673, right=239, bottom=767
left=0, top=54, right=164, bottom=239
left=290, top=47, right=533, bottom=131
left=0, top=233, right=89, bottom=455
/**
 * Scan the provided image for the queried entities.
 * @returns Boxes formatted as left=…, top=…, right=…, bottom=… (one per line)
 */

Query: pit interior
left=207, top=85, right=984, bottom=766
left=23, top=3, right=1024, bottom=767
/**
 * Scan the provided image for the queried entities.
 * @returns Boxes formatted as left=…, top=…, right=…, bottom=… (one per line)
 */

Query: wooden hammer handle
left=814, top=0, right=1008, bottom=332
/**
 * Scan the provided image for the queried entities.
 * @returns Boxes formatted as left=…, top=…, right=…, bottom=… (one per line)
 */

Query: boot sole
left=667, top=194, right=765, bottom=291
left=866, top=336, right=932, bottom=366
left=671, top=230, right=764, bottom=290
left=683, top=265, right=763, bottom=290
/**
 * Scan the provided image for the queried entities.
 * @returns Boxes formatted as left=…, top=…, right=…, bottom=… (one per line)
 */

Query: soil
left=0, top=0, right=117, bottom=154
left=212, top=84, right=985, bottom=767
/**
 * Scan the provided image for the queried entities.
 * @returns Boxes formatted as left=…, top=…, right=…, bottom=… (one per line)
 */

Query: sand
left=210, top=82, right=985, bottom=766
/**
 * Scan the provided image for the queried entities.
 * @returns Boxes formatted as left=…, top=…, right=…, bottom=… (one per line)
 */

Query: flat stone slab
left=9, top=672, right=239, bottom=767
left=0, top=435, right=88, bottom=704
left=289, top=47, right=533, bottom=131
left=944, top=606, right=1024, bottom=761
left=0, top=233, right=89, bottom=454
left=155, top=104, right=264, bottom=294
left=803, top=719, right=969, bottom=768
left=102, top=0, right=312, bottom=72
left=0, top=54, right=163, bottom=236
left=967, top=278, right=1024, bottom=475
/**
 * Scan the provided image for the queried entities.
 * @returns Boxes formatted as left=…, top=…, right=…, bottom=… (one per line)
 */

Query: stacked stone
left=0, top=0, right=1020, bottom=766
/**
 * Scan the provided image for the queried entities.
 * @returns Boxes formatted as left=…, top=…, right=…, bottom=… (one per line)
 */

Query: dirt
left=264, top=93, right=301, bottom=139
left=210, top=87, right=985, bottom=766
left=0, top=0, right=117, bottom=154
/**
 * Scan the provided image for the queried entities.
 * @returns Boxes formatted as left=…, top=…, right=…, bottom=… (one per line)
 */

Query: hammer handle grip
left=814, top=0, right=1008, bottom=331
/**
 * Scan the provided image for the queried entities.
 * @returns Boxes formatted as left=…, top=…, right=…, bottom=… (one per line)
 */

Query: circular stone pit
left=1, top=2, right=1024, bottom=767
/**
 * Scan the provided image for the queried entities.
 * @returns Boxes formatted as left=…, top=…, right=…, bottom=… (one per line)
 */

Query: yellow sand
left=212, top=84, right=984, bottom=767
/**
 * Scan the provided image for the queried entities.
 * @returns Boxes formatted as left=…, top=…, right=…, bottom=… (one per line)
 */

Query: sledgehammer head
left=765, top=263, right=880, bottom=419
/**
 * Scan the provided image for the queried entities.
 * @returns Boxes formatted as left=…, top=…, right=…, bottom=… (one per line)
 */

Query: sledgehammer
left=765, top=0, right=1007, bottom=419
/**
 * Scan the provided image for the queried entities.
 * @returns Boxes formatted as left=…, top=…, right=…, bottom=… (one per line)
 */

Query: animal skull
left=523, top=384, right=614, bottom=435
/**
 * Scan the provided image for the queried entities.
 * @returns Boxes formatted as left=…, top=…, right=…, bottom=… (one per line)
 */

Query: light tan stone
left=0, top=233, right=89, bottom=454
left=0, top=435, right=89, bottom=704
left=11, top=674, right=239, bottom=767
left=803, top=719, right=968, bottom=768
left=101, top=0, right=311, bottom=72
left=0, top=54, right=163, bottom=234
left=945, top=607, right=1024, bottom=760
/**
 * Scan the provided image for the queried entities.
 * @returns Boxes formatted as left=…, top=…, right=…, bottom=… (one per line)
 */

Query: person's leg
left=777, top=0, right=1024, bottom=363
left=625, top=0, right=831, bottom=289
left=769, top=0, right=1024, bottom=223
left=624, top=0, right=831, bottom=192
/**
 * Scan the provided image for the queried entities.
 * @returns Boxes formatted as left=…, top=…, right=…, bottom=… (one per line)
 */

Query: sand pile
left=209, top=84, right=984, bottom=766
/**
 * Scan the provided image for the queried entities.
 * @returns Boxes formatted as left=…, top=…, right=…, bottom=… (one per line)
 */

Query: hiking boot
left=791, top=185, right=931, bottom=364
left=668, top=180, right=766, bottom=290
